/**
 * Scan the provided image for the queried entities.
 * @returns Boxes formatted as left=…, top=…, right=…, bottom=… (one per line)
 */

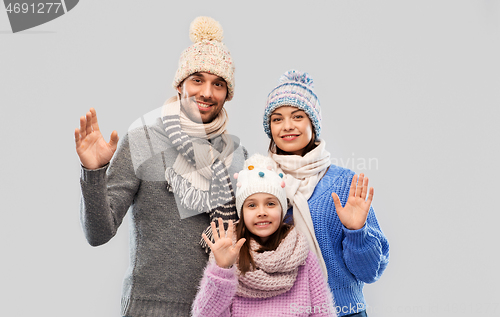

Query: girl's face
left=270, top=106, right=313, bottom=156
left=242, top=193, right=282, bottom=243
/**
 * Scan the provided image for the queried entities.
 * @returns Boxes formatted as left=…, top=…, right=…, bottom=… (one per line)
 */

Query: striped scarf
left=161, top=97, right=238, bottom=251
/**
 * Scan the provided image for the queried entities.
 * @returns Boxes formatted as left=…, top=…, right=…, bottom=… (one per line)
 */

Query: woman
left=262, top=70, right=390, bottom=317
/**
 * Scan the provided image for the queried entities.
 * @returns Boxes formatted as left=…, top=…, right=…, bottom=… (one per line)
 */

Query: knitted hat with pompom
left=172, top=16, right=235, bottom=101
left=233, top=153, right=287, bottom=219
left=263, top=70, right=321, bottom=139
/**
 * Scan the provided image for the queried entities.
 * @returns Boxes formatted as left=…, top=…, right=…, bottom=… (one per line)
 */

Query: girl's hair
left=236, top=205, right=294, bottom=275
left=268, top=128, right=317, bottom=156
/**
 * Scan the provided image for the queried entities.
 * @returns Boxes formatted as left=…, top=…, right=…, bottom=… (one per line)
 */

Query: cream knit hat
left=172, top=16, right=235, bottom=101
left=234, top=154, right=287, bottom=219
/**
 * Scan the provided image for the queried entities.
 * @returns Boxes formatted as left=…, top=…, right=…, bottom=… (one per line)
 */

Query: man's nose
left=200, top=83, right=213, bottom=98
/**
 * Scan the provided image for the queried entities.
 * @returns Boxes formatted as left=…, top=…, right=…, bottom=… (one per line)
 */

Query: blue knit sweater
left=286, top=164, right=389, bottom=316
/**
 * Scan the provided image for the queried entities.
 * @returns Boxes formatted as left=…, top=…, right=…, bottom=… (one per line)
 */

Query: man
left=74, top=17, right=246, bottom=317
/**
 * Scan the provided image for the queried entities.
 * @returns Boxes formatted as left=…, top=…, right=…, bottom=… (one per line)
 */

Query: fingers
left=331, top=192, right=342, bottom=211
left=201, top=233, right=214, bottom=249
left=349, top=175, right=357, bottom=198
left=218, top=218, right=226, bottom=238
left=74, top=128, right=81, bottom=147
left=79, top=115, right=87, bottom=139
left=85, top=111, right=93, bottom=136
left=356, top=174, right=365, bottom=198
left=211, top=221, right=219, bottom=242
left=226, top=220, right=234, bottom=239
left=234, top=238, right=246, bottom=252
left=90, top=108, right=101, bottom=132
left=366, top=187, right=374, bottom=205
left=109, top=130, right=119, bottom=149
left=360, top=175, right=368, bottom=200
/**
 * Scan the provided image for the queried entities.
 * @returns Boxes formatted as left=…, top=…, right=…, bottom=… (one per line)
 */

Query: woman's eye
left=271, top=118, right=281, bottom=122
left=294, top=115, right=304, bottom=119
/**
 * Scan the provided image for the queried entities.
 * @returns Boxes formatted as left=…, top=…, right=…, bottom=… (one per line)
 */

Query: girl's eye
left=271, top=118, right=281, bottom=122
left=268, top=202, right=276, bottom=206
left=248, top=203, right=255, bottom=208
left=294, top=115, right=304, bottom=119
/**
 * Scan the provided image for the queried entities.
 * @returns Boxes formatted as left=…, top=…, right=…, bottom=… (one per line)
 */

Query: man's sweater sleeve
left=191, top=262, right=238, bottom=317
left=79, top=133, right=141, bottom=246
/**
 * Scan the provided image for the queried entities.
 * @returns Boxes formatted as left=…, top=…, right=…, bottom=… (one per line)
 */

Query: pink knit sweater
left=191, top=251, right=336, bottom=317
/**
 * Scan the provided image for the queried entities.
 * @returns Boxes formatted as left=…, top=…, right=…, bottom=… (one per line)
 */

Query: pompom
left=259, top=172, right=265, bottom=178
left=233, top=173, right=239, bottom=179
left=279, top=69, right=314, bottom=88
left=244, top=153, right=277, bottom=171
left=189, top=16, right=224, bottom=43
left=281, top=181, right=286, bottom=188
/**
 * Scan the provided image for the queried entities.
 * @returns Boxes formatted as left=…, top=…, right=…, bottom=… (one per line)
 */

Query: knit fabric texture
left=286, top=164, right=390, bottom=316
left=172, top=16, right=235, bottom=100
left=263, top=70, right=321, bottom=139
left=161, top=98, right=238, bottom=251
left=236, top=228, right=309, bottom=298
left=234, top=153, right=287, bottom=218
left=79, top=118, right=247, bottom=317
left=192, top=250, right=336, bottom=317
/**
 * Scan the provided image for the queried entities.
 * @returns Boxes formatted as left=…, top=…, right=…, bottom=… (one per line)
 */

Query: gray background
left=1, top=0, right=499, bottom=316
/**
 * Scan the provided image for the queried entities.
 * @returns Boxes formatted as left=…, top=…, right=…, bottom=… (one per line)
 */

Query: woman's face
left=242, top=193, right=282, bottom=243
left=270, top=106, right=314, bottom=156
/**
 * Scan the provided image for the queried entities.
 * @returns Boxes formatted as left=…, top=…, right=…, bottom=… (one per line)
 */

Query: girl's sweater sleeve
left=307, top=252, right=337, bottom=317
left=191, top=262, right=238, bottom=317
left=79, top=133, right=141, bottom=246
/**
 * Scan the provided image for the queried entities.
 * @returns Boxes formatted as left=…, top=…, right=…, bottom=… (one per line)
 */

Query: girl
left=192, top=154, right=336, bottom=317
left=263, top=70, right=390, bottom=317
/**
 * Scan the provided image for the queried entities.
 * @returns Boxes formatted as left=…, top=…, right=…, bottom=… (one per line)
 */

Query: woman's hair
left=268, top=128, right=317, bottom=156
left=236, top=204, right=294, bottom=275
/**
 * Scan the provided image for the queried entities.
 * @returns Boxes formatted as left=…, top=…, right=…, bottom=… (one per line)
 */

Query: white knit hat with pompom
left=233, top=153, right=287, bottom=219
left=173, top=16, right=235, bottom=100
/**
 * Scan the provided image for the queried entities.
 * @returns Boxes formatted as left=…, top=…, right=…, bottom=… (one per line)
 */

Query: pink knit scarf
left=235, top=228, right=309, bottom=298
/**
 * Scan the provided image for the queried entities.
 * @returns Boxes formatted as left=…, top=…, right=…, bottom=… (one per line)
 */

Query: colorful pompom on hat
left=263, top=70, right=321, bottom=140
left=234, top=153, right=287, bottom=219
left=172, top=16, right=235, bottom=100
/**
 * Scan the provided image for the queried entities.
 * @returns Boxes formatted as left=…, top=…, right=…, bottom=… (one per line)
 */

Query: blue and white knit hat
left=233, top=154, right=287, bottom=219
left=263, top=70, right=321, bottom=140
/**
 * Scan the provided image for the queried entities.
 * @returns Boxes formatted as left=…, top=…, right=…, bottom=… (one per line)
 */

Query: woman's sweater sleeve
left=341, top=206, right=390, bottom=284
left=79, top=133, right=141, bottom=246
left=191, top=262, right=238, bottom=317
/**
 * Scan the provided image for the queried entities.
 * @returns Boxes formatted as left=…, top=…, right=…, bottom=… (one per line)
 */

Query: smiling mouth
left=255, top=222, right=271, bottom=226
left=281, top=135, right=299, bottom=139
left=196, top=101, right=212, bottom=109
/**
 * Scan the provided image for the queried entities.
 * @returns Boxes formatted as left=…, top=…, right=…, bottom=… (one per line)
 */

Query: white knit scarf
left=271, top=139, right=331, bottom=279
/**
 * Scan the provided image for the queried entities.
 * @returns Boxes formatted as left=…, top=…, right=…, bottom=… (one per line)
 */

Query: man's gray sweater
left=80, top=119, right=246, bottom=317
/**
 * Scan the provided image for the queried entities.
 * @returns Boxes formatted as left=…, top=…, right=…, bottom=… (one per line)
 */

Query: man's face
left=177, top=72, right=228, bottom=123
